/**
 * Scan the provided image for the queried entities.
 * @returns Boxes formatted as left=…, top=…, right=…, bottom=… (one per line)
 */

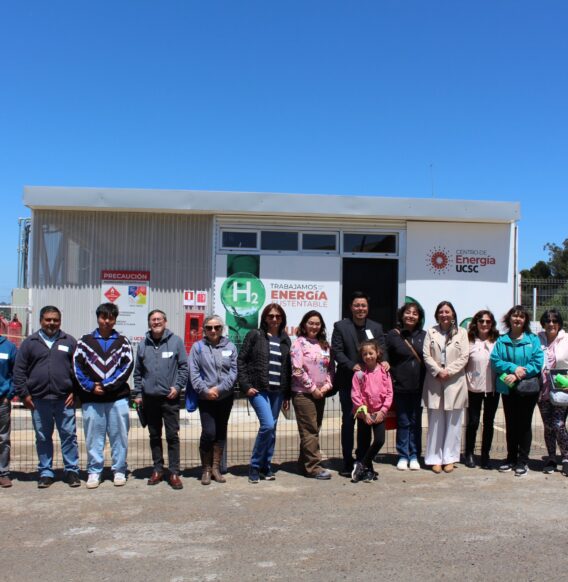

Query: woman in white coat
left=423, top=301, right=469, bottom=474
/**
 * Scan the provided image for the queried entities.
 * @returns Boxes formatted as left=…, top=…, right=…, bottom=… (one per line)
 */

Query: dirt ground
left=3, top=454, right=568, bottom=582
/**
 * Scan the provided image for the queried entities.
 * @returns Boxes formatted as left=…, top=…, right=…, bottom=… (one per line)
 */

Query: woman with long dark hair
left=386, top=302, right=426, bottom=471
left=238, top=303, right=291, bottom=484
left=464, top=310, right=500, bottom=469
left=423, top=301, right=469, bottom=474
left=291, top=310, right=334, bottom=480
left=490, top=305, right=544, bottom=477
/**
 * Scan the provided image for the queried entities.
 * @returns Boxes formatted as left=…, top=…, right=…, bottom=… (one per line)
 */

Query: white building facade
left=23, top=186, right=520, bottom=344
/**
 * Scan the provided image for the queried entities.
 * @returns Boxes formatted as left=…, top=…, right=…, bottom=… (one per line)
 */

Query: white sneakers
left=397, top=458, right=421, bottom=471
left=86, top=473, right=101, bottom=489
left=114, top=472, right=127, bottom=486
left=86, top=472, right=127, bottom=488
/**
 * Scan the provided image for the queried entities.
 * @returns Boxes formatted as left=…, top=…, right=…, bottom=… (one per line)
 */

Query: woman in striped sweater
left=238, top=303, right=291, bottom=484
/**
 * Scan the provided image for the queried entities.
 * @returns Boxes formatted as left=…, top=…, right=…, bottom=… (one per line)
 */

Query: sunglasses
left=478, top=319, right=492, bottom=324
left=204, top=325, right=223, bottom=331
left=545, top=319, right=559, bottom=324
left=267, top=314, right=282, bottom=320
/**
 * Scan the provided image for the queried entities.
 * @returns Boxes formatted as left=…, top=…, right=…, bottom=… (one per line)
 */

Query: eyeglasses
left=204, top=325, right=223, bottom=331
left=267, top=314, right=282, bottom=320
left=478, top=319, right=492, bottom=324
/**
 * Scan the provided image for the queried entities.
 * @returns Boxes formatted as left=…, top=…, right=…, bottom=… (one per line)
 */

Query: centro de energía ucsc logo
left=426, top=247, right=452, bottom=275
left=426, top=246, right=498, bottom=275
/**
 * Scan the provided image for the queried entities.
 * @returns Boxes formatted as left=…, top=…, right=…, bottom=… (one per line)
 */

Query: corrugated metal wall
left=30, top=210, right=213, bottom=340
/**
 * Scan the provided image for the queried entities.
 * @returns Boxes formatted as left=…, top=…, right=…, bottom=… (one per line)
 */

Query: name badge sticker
left=222, top=350, right=232, bottom=357
left=162, top=352, right=173, bottom=358
left=365, top=329, right=374, bottom=340
left=0, top=353, right=8, bottom=360
left=58, top=345, right=70, bottom=353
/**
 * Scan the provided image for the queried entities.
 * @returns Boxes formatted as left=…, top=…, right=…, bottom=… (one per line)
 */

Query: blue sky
left=1, top=0, right=566, bottom=302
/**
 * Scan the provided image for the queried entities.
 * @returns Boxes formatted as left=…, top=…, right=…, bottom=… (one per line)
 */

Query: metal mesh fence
left=9, top=397, right=547, bottom=473
left=520, top=278, right=568, bottom=325
left=4, top=295, right=554, bottom=474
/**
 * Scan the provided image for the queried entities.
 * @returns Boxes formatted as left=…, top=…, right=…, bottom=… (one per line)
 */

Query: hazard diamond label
left=104, top=286, right=121, bottom=302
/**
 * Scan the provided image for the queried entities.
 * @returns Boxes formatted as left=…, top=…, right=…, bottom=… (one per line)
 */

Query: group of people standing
left=0, top=303, right=137, bottom=489
left=0, top=296, right=566, bottom=490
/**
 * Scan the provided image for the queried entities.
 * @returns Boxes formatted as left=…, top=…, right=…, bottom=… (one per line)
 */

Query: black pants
left=465, top=391, right=500, bottom=456
left=501, top=390, right=539, bottom=465
left=198, top=396, right=234, bottom=452
left=340, top=388, right=358, bottom=467
left=143, top=394, right=180, bottom=474
left=356, top=418, right=386, bottom=470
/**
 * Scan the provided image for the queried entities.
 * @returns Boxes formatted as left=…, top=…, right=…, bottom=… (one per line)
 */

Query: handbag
left=185, top=340, right=203, bottom=413
left=504, top=344, right=541, bottom=395
left=548, top=368, right=568, bottom=407
left=515, top=377, right=541, bottom=395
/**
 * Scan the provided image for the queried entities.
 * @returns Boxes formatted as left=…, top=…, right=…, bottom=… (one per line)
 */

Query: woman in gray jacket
left=189, top=315, right=238, bottom=485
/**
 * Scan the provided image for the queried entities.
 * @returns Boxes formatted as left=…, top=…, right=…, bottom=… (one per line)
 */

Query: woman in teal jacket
left=490, top=305, right=544, bottom=477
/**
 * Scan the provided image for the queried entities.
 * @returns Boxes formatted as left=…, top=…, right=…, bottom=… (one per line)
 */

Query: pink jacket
left=351, top=365, right=393, bottom=415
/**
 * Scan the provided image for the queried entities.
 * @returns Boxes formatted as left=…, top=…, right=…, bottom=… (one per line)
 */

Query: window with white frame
left=343, top=233, right=397, bottom=254
left=219, top=227, right=398, bottom=256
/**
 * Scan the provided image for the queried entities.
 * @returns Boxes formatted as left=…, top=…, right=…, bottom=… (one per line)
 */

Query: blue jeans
left=82, top=398, right=130, bottom=474
left=31, top=398, right=79, bottom=477
left=249, top=391, right=284, bottom=470
left=0, top=399, right=11, bottom=477
left=394, top=392, right=423, bottom=462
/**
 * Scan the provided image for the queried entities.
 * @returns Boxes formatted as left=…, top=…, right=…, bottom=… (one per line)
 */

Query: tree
left=520, top=260, right=551, bottom=279
left=521, top=241, right=568, bottom=322
left=521, top=239, right=568, bottom=279
left=544, top=238, right=568, bottom=278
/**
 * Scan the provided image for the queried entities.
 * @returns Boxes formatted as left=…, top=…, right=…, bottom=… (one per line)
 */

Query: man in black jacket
left=13, top=306, right=80, bottom=488
left=331, top=292, right=389, bottom=476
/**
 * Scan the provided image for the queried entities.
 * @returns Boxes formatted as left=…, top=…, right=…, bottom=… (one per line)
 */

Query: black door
left=342, top=258, right=398, bottom=331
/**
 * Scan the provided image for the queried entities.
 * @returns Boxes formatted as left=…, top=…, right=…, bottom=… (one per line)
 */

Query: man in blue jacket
left=13, top=306, right=80, bottom=488
left=134, top=309, right=188, bottom=489
left=0, top=333, right=17, bottom=487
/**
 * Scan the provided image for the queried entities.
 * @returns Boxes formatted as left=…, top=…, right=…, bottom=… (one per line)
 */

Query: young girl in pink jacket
left=351, top=340, right=393, bottom=483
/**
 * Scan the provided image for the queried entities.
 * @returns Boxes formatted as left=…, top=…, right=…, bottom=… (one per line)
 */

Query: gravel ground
left=3, top=458, right=568, bottom=582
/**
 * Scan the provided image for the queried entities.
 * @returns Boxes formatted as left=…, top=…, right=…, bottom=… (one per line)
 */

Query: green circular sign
left=220, top=272, right=266, bottom=317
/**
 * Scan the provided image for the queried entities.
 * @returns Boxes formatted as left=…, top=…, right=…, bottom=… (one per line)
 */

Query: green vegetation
left=521, top=239, right=568, bottom=325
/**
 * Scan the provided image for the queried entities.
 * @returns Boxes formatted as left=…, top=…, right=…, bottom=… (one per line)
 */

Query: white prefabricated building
left=23, top=186, right=520, bottom=344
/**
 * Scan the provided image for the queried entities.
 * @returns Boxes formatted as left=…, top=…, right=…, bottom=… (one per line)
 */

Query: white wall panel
left=30, top=210, right=213, bottom=340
